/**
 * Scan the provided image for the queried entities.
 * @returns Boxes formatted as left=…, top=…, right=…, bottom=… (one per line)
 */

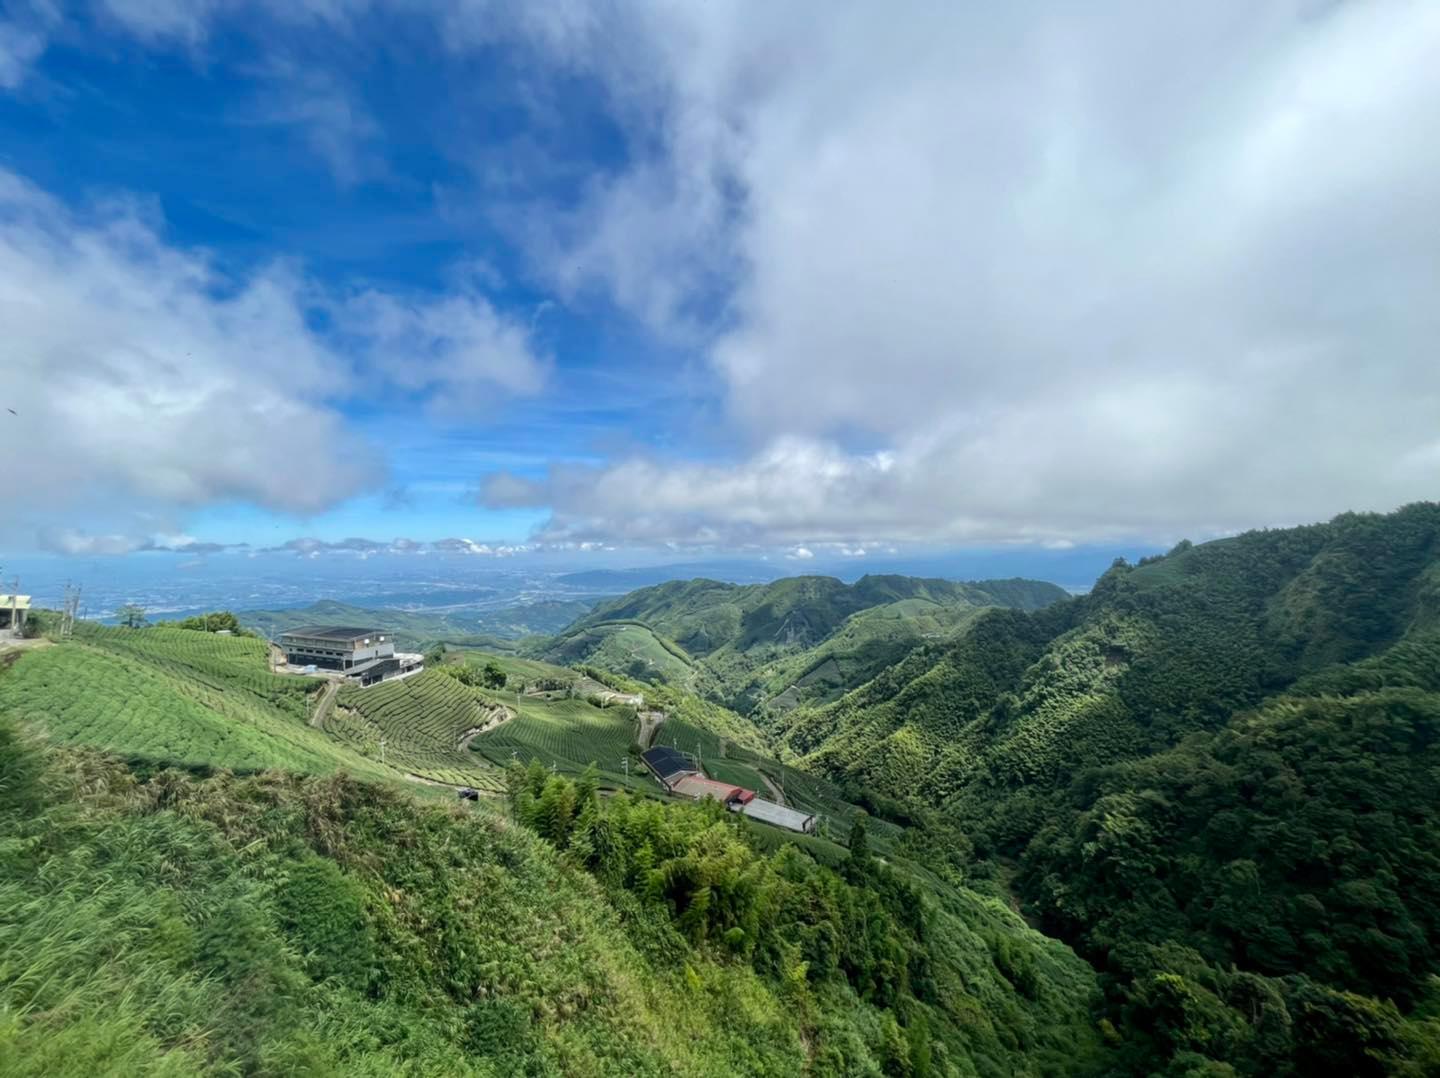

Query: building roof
left=671, top=775, right=747, bottom=804
left=737, top=798, right=816, bottom=833
left=641, top=746, right=695, bottom=782
left=280, top=625, right=385, bottom=642
left=0, top=595, right=31, bottom=610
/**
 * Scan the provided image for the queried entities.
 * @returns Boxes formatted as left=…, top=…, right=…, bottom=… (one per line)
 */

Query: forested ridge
left=539, top=573, right=1068, bottom=714
left=779, top=503, right=1440, bottom=1073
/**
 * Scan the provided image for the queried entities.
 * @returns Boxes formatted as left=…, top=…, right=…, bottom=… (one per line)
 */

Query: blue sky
left=3, top=1, right=1437, bottom=567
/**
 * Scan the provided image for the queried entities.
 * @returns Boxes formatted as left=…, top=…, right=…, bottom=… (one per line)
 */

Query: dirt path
left=457, top=704, right=515, bottom=751
left=638, top=709, right=667, bottom=748
left=309, top=679, right=340, bottom=729
left=759, top=771, right=787, bottom=806
left=402, top=772, right=506, bottom=799
left=0, top=638, right=52, bottom=668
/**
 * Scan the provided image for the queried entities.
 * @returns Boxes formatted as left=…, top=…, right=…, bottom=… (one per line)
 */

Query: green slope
left=541, top=573, right=1067, bottom=712
left=0, top=626, right=391, bottom=780
left=0, top=675, right=1105, bottom=1075
left=779, top=503, right=1440, bottom=1074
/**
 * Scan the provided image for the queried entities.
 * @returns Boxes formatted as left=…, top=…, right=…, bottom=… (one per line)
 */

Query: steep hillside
left=0, top=690, right=1104, bottom=1075
left=541, top=574, right=1067, bottom=713
left=782, top=504, right=1440, bottom=1073
left=0, top=625, right=392, bottom=781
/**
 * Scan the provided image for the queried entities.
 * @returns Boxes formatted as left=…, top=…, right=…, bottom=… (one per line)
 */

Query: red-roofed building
left=670, top=774, right=755, bottom=806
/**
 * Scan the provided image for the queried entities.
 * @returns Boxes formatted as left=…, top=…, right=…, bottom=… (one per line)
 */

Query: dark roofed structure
left=641, top=745, right=697, bottom=788
left=282, top=626, right=385, bottom=642
left=278, top=625, right=401, bottom=685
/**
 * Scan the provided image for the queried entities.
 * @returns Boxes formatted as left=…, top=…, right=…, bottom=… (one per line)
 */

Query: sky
left=2, top=0, right=1438, bottom=569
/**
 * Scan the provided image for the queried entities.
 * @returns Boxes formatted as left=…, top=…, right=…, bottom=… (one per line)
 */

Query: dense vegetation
left=0, top=711, right=1103, bottom=1074
left=540, top=574, right=1067, bottom=713
left=781, top=504, right=1440, bottom=1072
left=12, top=506, right=1440, bottom=1071
left=500, top=758, right=1101, bottom=1074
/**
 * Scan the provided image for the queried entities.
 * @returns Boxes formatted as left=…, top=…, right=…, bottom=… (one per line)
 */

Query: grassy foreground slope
left=0, top=713, right=1104, bottom=1075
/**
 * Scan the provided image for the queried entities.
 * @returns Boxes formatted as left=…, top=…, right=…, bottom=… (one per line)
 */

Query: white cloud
left=243, top=61, right=384, bottom=186
left=479, top=0, right=1440, bottom=546
left=13, top=1, right=1440, bottom=549
left=0, top=168, right=543, bottom=547
left=343, top=287, right=548, bottom=410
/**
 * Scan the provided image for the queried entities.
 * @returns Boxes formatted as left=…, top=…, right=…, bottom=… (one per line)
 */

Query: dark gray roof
left=280, top=625, right=386, bottom=642
left=641, top=746, right=694, bottom=781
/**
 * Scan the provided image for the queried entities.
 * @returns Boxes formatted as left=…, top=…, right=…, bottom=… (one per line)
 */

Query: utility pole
left=621, top=756, right=629, bottom=779
left=379, top=738, right=386, bottom=767
left=61, top=583, right=82, bottom=639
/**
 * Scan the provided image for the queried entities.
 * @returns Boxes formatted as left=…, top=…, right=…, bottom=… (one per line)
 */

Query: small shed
left=641, top=746, right=697, bottom=789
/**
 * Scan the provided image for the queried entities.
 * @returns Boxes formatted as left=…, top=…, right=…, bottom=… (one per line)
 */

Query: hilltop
left=539, top=574, right=1068, bottom=714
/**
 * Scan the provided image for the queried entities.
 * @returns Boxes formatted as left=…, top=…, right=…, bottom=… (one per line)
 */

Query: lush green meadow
left=445, top=649, right=583, bottom=687
left=540, top=622, right=695, bottom=685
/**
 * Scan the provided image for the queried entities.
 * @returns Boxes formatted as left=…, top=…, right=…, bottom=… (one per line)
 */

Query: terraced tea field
left=331, top=672, right=508, bottom=790
left=78, top=623, right=317, bottom=719
left=468, top=696, right=649, bottom=789
left=0, top=633, right=387, bottom=778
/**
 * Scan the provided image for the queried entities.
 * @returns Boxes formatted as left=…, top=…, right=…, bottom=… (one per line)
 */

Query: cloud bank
left=1, top=167, right=545, bottom=546
left=482, top=0, right=1440, bottom=546
left=9, top=1, right=1440, bottom=552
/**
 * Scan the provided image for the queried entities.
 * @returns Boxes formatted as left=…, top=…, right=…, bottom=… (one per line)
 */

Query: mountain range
left=537, top=574, right=1068, bottom=714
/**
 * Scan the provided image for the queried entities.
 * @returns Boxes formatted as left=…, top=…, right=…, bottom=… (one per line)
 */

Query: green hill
left=779, top=503, right=1440, bottom=1073
left=0, top=625, right=392, bottom=781
left=539, top=574, right=1068, bottom=713
left=0, top=635, right=1106, bottom=1074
